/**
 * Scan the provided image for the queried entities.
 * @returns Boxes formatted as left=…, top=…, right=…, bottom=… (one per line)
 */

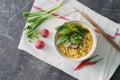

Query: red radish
left=35, top=40, right=45, bottom=49
left=40, top=29, right=49, bottom=38
left=63, top=41, right=71, bottom=48
left=71, top=44, right=79, bottom=48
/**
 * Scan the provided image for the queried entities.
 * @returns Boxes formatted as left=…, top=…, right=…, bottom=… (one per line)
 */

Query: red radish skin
left=70, top=44, right=79, bottom=48
left=35, top=40, right=45, bottom=49
left=63, top=41, right=71, bottom=48
left=40, top=29, right=49, bottom=38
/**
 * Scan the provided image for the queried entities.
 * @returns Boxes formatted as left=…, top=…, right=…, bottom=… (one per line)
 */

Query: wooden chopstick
left=80, top=12, right=120, bottom=53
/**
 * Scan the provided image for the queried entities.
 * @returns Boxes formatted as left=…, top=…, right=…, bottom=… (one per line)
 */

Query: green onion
left=23, top=0, right=65, bottom=42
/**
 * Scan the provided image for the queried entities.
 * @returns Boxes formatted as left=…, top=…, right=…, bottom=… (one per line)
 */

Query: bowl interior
left=54, top=21, right=97, bottom=61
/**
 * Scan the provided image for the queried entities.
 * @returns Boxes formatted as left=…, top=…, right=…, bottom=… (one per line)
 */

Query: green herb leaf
left=75, top=26, right=89, bottom=36
left=55, top=21, right=90, bottom=46
left=56, top=34, right=69, bottom=45
left=64, top=22, right=76, bottom=29
left=55, top=25, right=66, bottom=32
left=59, top=28, right=70, bottom=34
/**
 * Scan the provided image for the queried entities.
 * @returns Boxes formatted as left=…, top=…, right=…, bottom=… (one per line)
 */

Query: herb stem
left=23, top=0, right=65, bottom=41
left=47, top=0, right=65, bottom=13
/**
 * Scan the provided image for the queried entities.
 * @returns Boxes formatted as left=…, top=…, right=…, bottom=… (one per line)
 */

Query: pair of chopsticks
left=80, top=12, right=120, bottom=53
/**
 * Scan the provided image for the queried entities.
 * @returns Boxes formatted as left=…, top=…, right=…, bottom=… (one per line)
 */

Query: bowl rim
left=54, top=21, right=97, bottom=61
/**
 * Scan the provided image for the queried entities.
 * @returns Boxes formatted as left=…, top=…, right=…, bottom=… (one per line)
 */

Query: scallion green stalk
left=23, top=0, right=65, bottom=42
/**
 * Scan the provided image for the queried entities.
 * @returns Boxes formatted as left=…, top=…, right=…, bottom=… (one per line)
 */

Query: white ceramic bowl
left=55, top=21, right=97, bottom=61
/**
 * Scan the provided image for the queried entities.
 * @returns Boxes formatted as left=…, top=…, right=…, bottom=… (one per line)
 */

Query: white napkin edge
left=103, top=24, right=119, bottom=79
left=107, top=53, right=120, bottom=80
left=106, top=25, right=120, bottom=80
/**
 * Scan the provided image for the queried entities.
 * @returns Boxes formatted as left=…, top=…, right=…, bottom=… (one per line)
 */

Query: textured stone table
left=0, top=0, right=120, bottom=80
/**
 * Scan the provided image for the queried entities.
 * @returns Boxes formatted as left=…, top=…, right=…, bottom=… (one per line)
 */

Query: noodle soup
left=55, top=21, right=97, bottom=61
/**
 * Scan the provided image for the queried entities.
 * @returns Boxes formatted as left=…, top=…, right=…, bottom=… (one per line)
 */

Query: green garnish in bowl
left=54, top=21, right=97, bottom=61
left=55, top=21, right=89, bottom=45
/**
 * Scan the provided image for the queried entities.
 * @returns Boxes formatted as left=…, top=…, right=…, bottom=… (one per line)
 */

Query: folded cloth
left=18, top=0, right=120, bottom=80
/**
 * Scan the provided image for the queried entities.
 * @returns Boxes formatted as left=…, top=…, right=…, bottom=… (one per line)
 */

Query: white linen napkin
left=18, top=0, right=120, bottom=80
